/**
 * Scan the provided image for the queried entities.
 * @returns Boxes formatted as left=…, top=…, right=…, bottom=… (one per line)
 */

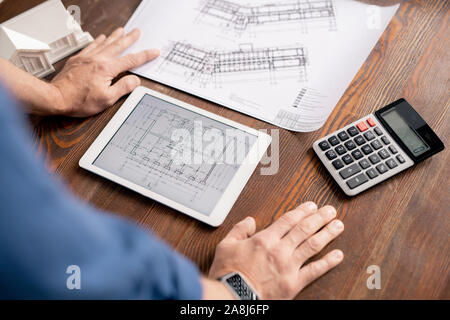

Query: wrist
left=201, top=277, right=237, bottom=300
left=47, top=83, right=70, bottom=116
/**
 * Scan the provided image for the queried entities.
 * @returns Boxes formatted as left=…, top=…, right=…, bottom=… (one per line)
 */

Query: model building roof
left=1, top=0, right=82, bottom=45
left=0, top=26, right=50, bottom=60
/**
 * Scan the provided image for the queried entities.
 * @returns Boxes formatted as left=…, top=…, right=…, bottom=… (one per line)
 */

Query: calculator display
left=380, top=109, right=430, bottom=157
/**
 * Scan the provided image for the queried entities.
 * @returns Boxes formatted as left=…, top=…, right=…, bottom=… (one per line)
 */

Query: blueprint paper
left=124, top=0, right=399, bottom=132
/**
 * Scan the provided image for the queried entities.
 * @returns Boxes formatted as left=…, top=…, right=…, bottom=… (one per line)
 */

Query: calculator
left=313, top=99, right=445, bottom=196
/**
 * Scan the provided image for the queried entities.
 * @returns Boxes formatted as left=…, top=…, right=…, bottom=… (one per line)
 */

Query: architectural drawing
left=124, top=0, right=400, bottom=131
left=196, top=0, right=336, bottom=35
left=157, top=42, right=308, bottom=87
left=94, top=94, right=257, bottom=215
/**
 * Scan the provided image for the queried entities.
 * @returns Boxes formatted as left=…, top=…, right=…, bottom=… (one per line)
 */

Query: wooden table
left=1, top=0, right=448, bottom=299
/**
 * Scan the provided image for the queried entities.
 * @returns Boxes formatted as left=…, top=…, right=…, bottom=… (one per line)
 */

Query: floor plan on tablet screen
left=94, top=94, right=257, bottom=216
left=124, top=0, right=399, bottom=132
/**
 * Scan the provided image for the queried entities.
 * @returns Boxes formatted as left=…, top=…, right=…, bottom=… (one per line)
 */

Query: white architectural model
left=0, top=0, right=93, bottom=78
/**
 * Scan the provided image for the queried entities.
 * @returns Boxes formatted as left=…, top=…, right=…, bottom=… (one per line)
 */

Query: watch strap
left=219, top=273, right=259, bottom=300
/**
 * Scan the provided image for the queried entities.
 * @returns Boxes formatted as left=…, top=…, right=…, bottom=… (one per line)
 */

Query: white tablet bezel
left=79, top=86, right=271, bottom=227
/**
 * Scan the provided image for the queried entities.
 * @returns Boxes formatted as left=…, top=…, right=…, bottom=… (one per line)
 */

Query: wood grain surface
left=1, top=0, right=448, bottom=299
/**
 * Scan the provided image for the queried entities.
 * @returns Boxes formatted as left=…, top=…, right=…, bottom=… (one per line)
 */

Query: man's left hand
left=51, top=28, right=159, bottom=117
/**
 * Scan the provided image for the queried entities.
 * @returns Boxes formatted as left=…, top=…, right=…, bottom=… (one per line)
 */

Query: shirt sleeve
left=0, top=86, right=202, bottom=300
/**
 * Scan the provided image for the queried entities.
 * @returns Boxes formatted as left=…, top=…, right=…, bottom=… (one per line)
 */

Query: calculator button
left=381, top=136, right=390, bottom=145
left=344, top=140, right=356, bottom=151
left=367, top=118, right=376, bottom=127
left=346, top=173, right=369, bottom=189
left=325, top=150, right=337, bottom=160
left=378, top=149, right=390, bottom=159
left=338, top=131, right=349, bottom=141
left=332, top=159, right=345, bottom=170
left=376, top=163, right=389, bottom=174
left=364, top=131, right=375, bottom=141
left=351, top=149, right=364, bottom=160
left=342, top=154, right=354, bottom=165
left=335, top=145, right=347, bottom=155
left=359, top=159, right=371, bottom=169
left=362, top=144, right=373, bottom=155
left=319, top=141, right=330, bottom=151
left=374, top=127, right=383, bottom=136
left=357, top=122, right=368, bottom=132
left=347, top=126, right=359, bottom=137
left=328, top=136, right=340, bottom=146
left=386, top=158, right=398, bottom=169
left=354, top=135, right=366, bottom=146
left=388, top=145, right=398, bottom=154
left=396, top=155, right=406, bottom=164
left=369, top=154, right=381, bottom=164
left=371, top=140, right=383, bottom=150
left=339, top=163, right=361, bottom=179
left=366, top=168, right=379, bottom=179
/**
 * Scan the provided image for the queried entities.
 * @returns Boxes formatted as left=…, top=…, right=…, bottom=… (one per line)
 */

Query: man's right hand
left=208, top=202, right=344, bottom=300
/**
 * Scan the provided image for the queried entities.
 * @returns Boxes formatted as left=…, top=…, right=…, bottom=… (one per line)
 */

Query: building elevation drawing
left=124, top=0, right=400, bottom=131
left=197, top=0, right=336, bottom=32
left=160, top=42, right=308, bottom=86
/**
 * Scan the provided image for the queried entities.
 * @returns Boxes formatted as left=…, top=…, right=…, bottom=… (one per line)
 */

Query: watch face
left=225, top=274, right=257, bottom=300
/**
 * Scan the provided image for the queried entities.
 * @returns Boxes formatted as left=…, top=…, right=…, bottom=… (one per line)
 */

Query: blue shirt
left=0, top=86, right=202, bottom=299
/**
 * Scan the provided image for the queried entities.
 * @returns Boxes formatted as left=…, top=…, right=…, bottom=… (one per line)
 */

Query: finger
left=298, top=250, right=344, bottom=290
left=79, top=34, right=106, bottom=56
left=294, top=219, right=344, bottom=265
left=113, top=49, right=160, bottom=74
left=106, top=75, right=141, bottom=105
left=93, top=28, right=125, bottom=54
left=223, top=217, right=257, bottom=241
left=282, top=205, right=337, bottom=248
left=263, top=202, right=317, bottom=239
left=104, top=28, right=141, bottom=56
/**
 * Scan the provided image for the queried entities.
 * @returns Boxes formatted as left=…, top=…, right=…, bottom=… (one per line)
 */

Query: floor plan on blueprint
left=124, top=0, right=399, bottom=132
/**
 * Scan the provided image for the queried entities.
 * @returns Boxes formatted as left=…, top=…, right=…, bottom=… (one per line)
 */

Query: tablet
left=79, top=87, right=271, bottom=226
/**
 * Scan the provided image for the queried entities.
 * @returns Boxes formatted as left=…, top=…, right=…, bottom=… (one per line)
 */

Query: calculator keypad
left=338, top=131, right=349, bottom=141
left=332, top=159, right=344, bottom=170
left=344, top=140, right=356, bottom=151
left=347, top=126, right=359, bottom=137
left=335, top=145, right=346, bottom=155
left=325, top=150, right=337, bottom=160
left=364, top=131, right=375, bottom=141
left=314, top=115, right=414, bottom=196
left=362, top=145, right=373, bottom=155
left=328, top=136, right=339, bottom=146
left=370, top=140, right=383, bottom=150
left=354, top=135, right=366, bottom=146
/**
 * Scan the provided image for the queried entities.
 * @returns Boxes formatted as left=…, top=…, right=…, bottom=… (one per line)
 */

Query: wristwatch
left=219, top=272, right=260, bottom=300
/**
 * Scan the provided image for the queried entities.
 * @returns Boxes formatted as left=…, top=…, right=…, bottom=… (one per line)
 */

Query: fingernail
left=333, top=220, right=344, bottom=230
left=245, top=217, right=255, bottom=226
left=148, top=49, right=160, bottom=56
left=334, top=250, right=343, bottom=260
left=133, top=77, right=141, bottom=86
left=325, top=206, right=336, bottom=218
left=305, top=202, right=317, bottom=210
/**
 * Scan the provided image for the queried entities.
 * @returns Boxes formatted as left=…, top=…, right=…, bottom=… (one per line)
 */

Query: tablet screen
left=93, top=94, right=258, bottom=216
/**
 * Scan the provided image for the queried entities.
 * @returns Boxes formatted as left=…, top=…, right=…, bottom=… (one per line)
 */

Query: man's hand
left=50, top=28, right=159, bottom=117
left=208, top=202, right=344, bottom=300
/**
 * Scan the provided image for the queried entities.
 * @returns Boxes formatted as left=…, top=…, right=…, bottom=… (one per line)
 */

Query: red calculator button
left=357, top=122, right=368, bottom=132
left=367, top=118, right=376, bottom=127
